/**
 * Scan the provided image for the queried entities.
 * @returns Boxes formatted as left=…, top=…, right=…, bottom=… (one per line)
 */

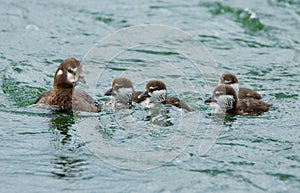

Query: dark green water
left=1, top=0, right=299, bottom=192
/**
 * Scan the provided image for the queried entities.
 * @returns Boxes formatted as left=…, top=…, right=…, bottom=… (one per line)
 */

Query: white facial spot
left=67, top=70, right=75, bottom=83
left=224, top=80, right=231, bottom=84
left=57, top=69, right=63, bottom=76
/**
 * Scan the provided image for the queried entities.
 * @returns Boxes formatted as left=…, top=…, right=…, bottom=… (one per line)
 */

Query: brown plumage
left=220, top=72, right=262, bottom=100
left=139, top=80, right=191, bottom=112
left=237, top=98, right=271, bottom=116
left=164, top=96, right=192, bottom=112
left=205, top=84, right=271, bottom=116
left=132, top=91, right=145, bottom=104
left=35, top=58, right=100, bottom=112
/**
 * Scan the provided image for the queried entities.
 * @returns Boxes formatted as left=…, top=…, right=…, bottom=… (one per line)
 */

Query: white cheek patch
left=115, top=87, right=134, bottom=104
left=67, top=72, right=75, bottom=82
left=218, top=95, right=235, bottom=110
left=57, top=69, right=63, bottom=76
left=151, top=89, right=167, bottom=102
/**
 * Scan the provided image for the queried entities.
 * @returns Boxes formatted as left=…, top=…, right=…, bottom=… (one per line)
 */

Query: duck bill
left=104, top=88, right=114, bottom=96
left=204, top=96, right=217, bottom=104
left=138, top=91, right=151, bottom=99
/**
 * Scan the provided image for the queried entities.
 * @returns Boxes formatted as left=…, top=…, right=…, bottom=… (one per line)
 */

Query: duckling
left=139, top=80, right=191, bottom=112
left=219, top=72, right=262, bottom=100
left=104, top=77, right=145, bottom=110
left=205, top=84, right=271, bottom=116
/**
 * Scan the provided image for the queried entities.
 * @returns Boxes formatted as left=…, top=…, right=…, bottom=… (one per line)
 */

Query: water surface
left=0, top=0, right=299, bottom=192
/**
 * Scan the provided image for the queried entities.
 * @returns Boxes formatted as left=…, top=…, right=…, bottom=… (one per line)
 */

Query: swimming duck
left=104, top=77, right=145, bottom=110
left=138, top=80, right=191, bottom=112
left=35, top=58, right=100, bottom=112
left=219, top=72, right=262, bottom=100
left=205, top=84, right=271, bottom=116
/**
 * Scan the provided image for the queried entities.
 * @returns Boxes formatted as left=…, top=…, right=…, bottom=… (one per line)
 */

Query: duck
left=103, top=77, right=145, bottom=110
left=138, top=80, right=191, bottom=112
left=34, top=58, right=100, bottom=112
left=205, top=84, right=271, bottom=116
left=219, top=72, right=262, bottom=100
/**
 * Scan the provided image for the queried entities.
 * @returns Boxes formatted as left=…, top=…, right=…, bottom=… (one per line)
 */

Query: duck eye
left=67, top=69, right=73, bottom=73
left=149, top=88, right=154, bottom=92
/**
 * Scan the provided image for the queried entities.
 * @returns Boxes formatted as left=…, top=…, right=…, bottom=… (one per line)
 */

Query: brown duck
left=35, top=58, right=100, bottom=112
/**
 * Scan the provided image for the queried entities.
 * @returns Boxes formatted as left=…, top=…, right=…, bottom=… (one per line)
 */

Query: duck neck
left=51, top=85, right=74, bottom=109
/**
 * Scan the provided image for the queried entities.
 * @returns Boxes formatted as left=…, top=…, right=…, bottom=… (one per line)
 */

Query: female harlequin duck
left=35, top=58, right=100, bottom=112
left=205, top=84, right=271, bottom=116
left=138, top=80, right=191, bottom=112
left=104, top=77, right=145, bottom=110
left=219, top=72, right=262, bottom=100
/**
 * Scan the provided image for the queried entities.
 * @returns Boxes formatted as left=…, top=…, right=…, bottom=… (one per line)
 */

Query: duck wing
left=34, top=90, right=52, bottom=104
left=72, top=90, right=100, bottom=112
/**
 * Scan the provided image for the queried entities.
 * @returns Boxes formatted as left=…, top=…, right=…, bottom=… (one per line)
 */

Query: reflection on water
left=48, top=113, right=89, bottom=180
left=49, top=113, right=76, bottom=144
left=77, top=105, right=200, bottom=170
left=143, top=106, right=174, bottom=127
left=95, top=105, right=181, bottom=148
left=51, top=155, right=88, bottom=179
left=209, top=113, right=237, bottom=125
